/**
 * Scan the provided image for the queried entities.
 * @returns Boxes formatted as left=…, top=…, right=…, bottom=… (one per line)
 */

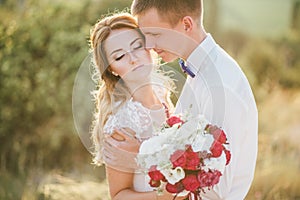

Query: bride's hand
left=103, top=128, right=141, bottom=173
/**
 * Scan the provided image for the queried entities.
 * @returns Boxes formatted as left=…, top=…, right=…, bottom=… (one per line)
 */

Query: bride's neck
left=130, top=84, right=161, bottom=110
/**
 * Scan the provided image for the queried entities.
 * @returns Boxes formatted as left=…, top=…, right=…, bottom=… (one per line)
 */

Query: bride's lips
left=132, top=64, right=144, bottom=71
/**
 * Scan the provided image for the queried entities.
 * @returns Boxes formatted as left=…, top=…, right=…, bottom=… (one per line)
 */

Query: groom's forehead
left=137, top=9, right=173, bottom=28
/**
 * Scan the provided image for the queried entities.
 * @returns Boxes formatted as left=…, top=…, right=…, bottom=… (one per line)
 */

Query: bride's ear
left=182, top=16, right=193, bottom=32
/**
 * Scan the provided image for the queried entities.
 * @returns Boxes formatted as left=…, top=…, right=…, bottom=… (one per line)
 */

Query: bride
left=90, top=13, right=185, bottom=199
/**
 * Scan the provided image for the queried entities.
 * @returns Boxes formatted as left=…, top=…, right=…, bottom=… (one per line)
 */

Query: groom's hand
left=103, top=128, right=141, bottom=173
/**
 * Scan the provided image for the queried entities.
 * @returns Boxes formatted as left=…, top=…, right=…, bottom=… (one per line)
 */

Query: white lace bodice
left=103, top=99, right=166, bottom=192
left=103, top=85, right=170, bottom=192
left=103, top=99, right=166, bottom=141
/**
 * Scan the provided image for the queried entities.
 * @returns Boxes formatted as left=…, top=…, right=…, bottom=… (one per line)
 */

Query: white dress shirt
left=175, top=34, right=258, bottom=200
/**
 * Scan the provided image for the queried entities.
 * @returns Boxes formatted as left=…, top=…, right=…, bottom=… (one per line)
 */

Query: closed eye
left=132, top=42, right=144, bottom=50
left=115, top=54, right=125, bottom=61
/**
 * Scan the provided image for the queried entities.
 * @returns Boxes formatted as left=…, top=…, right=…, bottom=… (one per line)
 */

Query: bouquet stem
left=185, top=192, right=201, bottom=200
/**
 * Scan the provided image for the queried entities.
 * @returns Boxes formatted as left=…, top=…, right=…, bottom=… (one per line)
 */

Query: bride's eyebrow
left=109, top=48, right=122, bottom=56
left=109, top=37, right=142, bottom=56
left=130, top=37, right=143, bottom=45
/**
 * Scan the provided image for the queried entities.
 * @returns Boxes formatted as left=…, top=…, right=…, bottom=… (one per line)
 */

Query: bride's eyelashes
left=131, top=40, right=144, bottom=50
left=115, top=54, right=125, bottom=61
left=113, top=40, right=145, bottom=62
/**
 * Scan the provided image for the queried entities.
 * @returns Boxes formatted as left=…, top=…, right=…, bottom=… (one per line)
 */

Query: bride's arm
left=106, top=166, right=186, bottom=200
left=104, top=131, right=158, bottom=199
left=106, top=166, right=156, bottom=199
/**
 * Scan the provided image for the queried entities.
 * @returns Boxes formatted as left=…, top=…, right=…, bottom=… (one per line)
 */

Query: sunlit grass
left=246, top=89, right=300, bottom=200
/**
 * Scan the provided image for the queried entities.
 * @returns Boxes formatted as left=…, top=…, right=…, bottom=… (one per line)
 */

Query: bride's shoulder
left=103, top=99, right=151, bottom=135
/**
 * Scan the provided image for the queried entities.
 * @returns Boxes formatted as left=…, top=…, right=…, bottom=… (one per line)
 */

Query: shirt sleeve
left=201, top=86, right=258, bottom=200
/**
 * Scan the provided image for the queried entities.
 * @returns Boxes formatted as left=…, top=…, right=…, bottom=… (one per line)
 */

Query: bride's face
left=105, top=28, right=153, bottom=83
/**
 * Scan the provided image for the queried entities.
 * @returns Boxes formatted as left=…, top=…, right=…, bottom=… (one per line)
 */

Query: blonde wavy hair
left=89, top=13, right=175, bottom=165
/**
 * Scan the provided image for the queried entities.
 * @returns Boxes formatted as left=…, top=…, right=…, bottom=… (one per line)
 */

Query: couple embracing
left=88, top=0, right=258, bottom=199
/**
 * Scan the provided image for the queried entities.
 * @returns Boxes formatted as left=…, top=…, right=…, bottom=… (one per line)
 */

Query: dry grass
left=22, top=170, right=110, bottom=200
left=246, top=88, right=300, bottom=200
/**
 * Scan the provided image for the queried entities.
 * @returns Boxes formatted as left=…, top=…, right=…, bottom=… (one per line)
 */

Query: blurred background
left=0, top=0, right=300, bottom=199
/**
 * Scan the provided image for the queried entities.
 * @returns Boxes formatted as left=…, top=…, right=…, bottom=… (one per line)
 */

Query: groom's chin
left=160, top=54, right=178, bottom=63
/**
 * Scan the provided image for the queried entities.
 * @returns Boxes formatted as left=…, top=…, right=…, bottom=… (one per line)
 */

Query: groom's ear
left=182, top=16, right=194, bottom=32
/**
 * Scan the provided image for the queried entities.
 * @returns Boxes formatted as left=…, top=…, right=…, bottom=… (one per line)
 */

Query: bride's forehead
left=106, top=29, right=140, bottom=43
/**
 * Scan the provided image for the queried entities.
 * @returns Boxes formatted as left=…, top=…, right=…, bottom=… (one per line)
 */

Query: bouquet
left=137, top=113, right=231, bottom=200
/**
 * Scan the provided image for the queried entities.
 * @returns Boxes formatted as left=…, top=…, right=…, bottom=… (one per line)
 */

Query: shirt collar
left=186, top=34, right=217, bottom=75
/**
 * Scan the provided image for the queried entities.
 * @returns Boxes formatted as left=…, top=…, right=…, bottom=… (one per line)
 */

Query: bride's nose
left=128, top=52, right=138, bottom=65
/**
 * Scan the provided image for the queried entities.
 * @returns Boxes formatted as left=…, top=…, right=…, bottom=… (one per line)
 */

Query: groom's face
left=137, top=8, right=186, bottom=63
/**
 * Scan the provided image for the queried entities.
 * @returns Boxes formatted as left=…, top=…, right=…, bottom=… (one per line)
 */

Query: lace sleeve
left=103, top=100, right=153, bottom=140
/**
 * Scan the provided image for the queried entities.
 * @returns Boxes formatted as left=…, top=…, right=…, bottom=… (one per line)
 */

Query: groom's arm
left=103, top=128, right=140, bottom=173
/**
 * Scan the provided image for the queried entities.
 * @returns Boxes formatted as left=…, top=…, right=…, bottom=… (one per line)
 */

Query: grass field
left=245, top=88, right=300, bottom=200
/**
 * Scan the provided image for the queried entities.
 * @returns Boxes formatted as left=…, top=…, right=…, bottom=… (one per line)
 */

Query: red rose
left=184, top=151, right=200, bottom=170
left=197, top=171, right=210, bottom=187
left=167, top=116, right=183, bottom=127
left=197, top=170, right=222, bottom=188
left=148, top=165, right=164, bottom=181
left=170, top=150, right=186, bottom=168
left=224, top=149, right=231, bottom=165
left=181, top=174, right=200, bottom=192
left=210, top=140, right=223, bottom=157
left=207, top=125, right=227, bottom=144
left=166, top=182, right=185, bottom=194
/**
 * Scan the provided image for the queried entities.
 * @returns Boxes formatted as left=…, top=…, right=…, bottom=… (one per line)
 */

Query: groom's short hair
left=131, top=0, right=202, bottom=27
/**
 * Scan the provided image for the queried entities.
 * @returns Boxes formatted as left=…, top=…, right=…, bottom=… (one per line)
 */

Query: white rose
left=191, top=133, right=214, bottom=152
left=203, top=151, right=227, bottom=173
left=139, top=131, right=172, bottom=155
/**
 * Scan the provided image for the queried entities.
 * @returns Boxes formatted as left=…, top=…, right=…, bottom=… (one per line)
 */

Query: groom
left=104, top=0, right=258, bottom=199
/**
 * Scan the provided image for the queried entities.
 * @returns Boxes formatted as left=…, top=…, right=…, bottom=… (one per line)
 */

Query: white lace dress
left=103, top=98, right=167, bottom=192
